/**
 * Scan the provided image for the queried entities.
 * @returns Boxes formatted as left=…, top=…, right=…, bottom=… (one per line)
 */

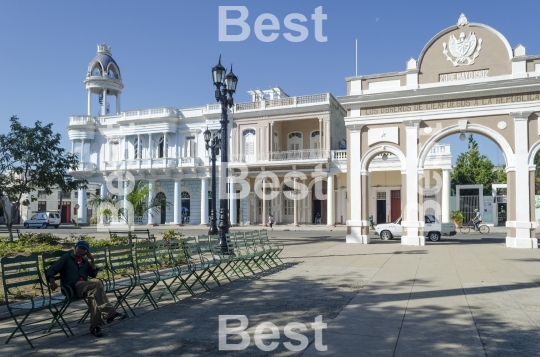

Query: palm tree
left=88, top=180, right=170, bottom=231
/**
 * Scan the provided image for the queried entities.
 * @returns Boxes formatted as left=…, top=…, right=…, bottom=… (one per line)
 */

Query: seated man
left=45, top=240, right=127, bottom=338
left=472, top=208, right=482, bottom=231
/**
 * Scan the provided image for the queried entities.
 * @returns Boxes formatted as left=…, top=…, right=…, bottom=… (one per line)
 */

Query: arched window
left=181, top=191, right=190, bottom=224
left=133, top=137, right=140, bottom=159
left=242, top=129, right=256, bottom=162
left=310, top=131, right=320, bottom=149
left=288, top=132, right=303, bottom=151
left=91, top=66, right=101, bottom=76
left=157, top=134, right=169, bottom=158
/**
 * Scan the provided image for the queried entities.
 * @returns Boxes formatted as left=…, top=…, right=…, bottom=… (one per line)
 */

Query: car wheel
left=41, top=223, right=47, bottom=229
left=428, top=232, right=441, bottom=242
left=380, top=230, right=393, bottom=241
left=54, top=225, right=59, bottom=229
left=23, top=222, right=29, bottom=229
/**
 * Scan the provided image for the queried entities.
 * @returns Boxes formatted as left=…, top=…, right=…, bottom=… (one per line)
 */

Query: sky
left=1, top=0, right=539, bottom=165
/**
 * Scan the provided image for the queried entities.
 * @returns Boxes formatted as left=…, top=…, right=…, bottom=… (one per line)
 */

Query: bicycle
left=460, top=220, right=490, bottom=234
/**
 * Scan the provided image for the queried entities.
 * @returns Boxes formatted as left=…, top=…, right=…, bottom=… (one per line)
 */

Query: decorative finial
left=218, top=54, right=221, bottom=64
left=457, top=13, right=468, bottom=27
left=97, top=43, right=111, bottom=54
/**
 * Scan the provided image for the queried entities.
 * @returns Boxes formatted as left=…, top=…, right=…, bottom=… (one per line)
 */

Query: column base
left=401, top=236, right=426, bottom=246
left=345, top=225, right=370, bottom=244
left=326, top=223, right=336, bottom=227
left=506, top=237, right=538, bottom=249
left=346, top=234, right=370, bottom=244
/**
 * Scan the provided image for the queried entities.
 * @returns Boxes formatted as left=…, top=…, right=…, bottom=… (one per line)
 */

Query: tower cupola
left=84, top=43, right=124, bottom=116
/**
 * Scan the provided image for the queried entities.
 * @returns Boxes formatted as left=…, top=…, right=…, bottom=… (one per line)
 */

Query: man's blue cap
left=75, top=240, right=91, bottom=252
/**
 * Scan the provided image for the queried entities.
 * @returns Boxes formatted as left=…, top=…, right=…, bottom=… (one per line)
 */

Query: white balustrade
left=234, top=93, right=329, bottom=112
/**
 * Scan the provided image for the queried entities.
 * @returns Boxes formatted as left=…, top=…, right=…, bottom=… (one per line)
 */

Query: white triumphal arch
left=341, top=14, right=540, bottom=249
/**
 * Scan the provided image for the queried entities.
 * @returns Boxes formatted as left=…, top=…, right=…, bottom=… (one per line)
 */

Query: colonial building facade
left=341, top=14, right=540, bottom=249
left=66, top=42, right=453, bottom=230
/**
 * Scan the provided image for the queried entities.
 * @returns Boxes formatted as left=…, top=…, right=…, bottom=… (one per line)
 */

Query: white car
left=375, top=214, right=456, bottom=242
left=23, top=211, right=61, bottom=229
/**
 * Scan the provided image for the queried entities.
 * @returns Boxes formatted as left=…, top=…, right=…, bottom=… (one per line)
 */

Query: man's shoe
left=107, top=312, right=128, bottom=324
left=91, top=326, right=103, bottom=338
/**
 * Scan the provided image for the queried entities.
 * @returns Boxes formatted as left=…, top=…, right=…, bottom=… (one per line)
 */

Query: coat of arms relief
left=442, top=14, right=483, bottom=66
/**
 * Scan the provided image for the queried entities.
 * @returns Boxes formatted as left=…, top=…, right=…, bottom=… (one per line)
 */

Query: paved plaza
left=0, top=226, right=539, bottom=356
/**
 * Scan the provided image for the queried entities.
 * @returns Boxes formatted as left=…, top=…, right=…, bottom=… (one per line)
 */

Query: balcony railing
left=103, top=157, right=201, bottom=170
left=121, top=107, right=179, bottom=120
left=234, top=93, right=329, bottom=112
left=331, top=150, right=347, bottom=160
left=69, top=115, right=99, bottom=125
left=76, top=162, right=97, bottom=171
left=230, top=149, right=330, bottom=163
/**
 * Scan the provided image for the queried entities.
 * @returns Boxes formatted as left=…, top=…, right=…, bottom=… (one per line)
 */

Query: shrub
left=161, top=229, right=184, bottom=241
left=450, top=211, right=464, bottom=226
left=18, top=232, right=61, bottom=245
left=0, top=241, right=62, bottom=257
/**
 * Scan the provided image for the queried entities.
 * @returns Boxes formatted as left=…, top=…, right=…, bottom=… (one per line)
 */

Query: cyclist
left=472, top=208, right=482, bottom=231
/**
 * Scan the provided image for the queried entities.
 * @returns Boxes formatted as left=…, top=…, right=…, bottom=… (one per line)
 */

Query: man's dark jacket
left=45, top=252, right=98, bottom=293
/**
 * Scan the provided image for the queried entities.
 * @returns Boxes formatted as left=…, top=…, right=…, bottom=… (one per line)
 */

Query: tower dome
left=87, top=43, right=122, bottom=80
left=84, top=43, right=124, bottom=116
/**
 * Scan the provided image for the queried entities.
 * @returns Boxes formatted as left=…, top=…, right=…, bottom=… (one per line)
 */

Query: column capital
left=348, top=124, right=363, bottom=132
left=269, top=121, right=274, bottom=126
left=403, top=119, right=421, bottom=128
left=510, top=111, right=533, bottom=120
left=318, top=116, right=324, bottom=122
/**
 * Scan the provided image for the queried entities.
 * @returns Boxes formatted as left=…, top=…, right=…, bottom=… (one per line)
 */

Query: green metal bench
left=197, top=234, right=230, bottom=285
left=109, top=229, right=155, bottom=243
left=1, top=254, right=73, bottom=348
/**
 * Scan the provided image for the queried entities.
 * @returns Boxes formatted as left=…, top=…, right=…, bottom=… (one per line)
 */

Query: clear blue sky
left=1, top=0, right=538, bottom=165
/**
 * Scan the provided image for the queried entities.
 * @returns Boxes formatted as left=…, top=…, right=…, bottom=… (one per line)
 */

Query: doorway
left=376, top=191, right=387, bottom=223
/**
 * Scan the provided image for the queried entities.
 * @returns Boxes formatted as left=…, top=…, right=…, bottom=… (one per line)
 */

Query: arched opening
left=181, top=191, right=190, bottom=224
left=156, top=192, right=166, bottom=224
left=282, top=184, right=294, bottom=223
left=243, top=129, right=256, bottom=162
left=312, top=180, right=327, bottom=224
left=418, top=125, right=511, bottom=228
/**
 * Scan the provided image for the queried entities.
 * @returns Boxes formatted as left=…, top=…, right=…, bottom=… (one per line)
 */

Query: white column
left=401, top=120, right=424, bottom=246
left=81, top=139, right=85, bottom=163
left=173, top=178, right=180, bottom=224
left=269, top=121, right=274, bottom=160
left=99, top=182, right=107, bottom=224
left=101, top=88, right=106, bottom=116
left=87, top=90, right=92, bottom=116
left=123, top=180, right=129, bottom=225
left=507, top=112, right=538, bottom=248
left=229, top=178, right=237, bottom=226
left=201, top=178, right=208, bottom=225
left=71, top=141, right=74, bottom=155
left=116, top=93, right=121, bottom=114
left=346, top=125, right=369, bottom=243
left=147, top=179, right=156, bottom=225
left=148, top=134, right=152, bottom=159
left=293, top=177, right=299, bottom=227
left=262, top=178, right=267, bottom=226
left=77, top=187, right=87, bottom=224
left=327, top=174, right=335, bottom=226
left=441, top=169, right=451, bottom=223
left=318, top=117, right=323, bottom=150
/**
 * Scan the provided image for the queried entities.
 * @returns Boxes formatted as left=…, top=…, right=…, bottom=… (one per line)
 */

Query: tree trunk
left=7, top=205, right=18, bottom=242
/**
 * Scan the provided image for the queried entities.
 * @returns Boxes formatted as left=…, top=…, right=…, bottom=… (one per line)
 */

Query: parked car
left=23, top=211, right=61, bottom=229
left=374, top=214, right=456, bottom=242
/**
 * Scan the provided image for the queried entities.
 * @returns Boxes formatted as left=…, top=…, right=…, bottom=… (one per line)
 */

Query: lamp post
left=211, top=56, right=238, bottom=251
left=204, top=128, right=220, bottom=235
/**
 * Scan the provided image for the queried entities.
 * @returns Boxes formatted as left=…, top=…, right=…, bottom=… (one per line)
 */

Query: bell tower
left=84, top=43, right=124, bottom=116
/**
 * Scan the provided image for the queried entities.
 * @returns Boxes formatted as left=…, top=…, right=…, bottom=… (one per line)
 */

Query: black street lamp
left=204, top=127, right=220, bottom=235
left=211, top=56, right=238, bottom=251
